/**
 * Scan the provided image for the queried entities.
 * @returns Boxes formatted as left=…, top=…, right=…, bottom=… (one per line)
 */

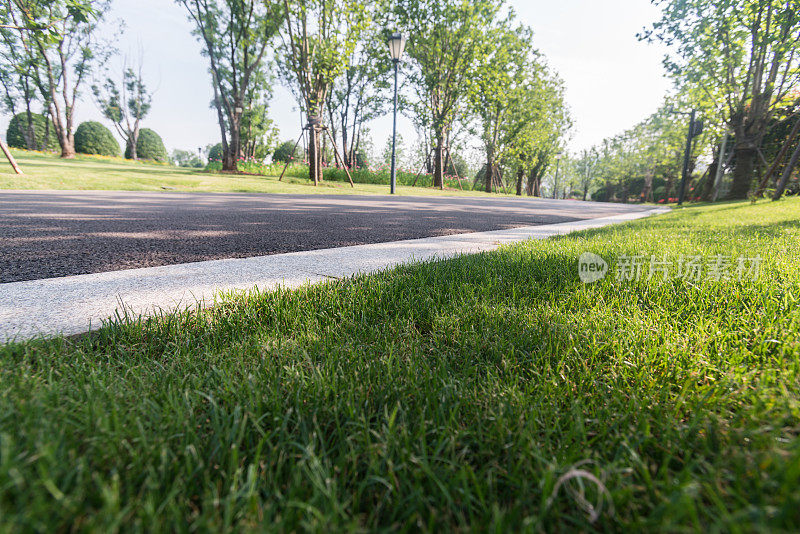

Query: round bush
left=271, top=140, right=298, bottom=163
left=74, top=121, right=120, bottom=156
left=6, top=112, right=59, bottom=151
left=127, top=128, right=168, bottom=162
left=208, top=143, right=224, bottom=162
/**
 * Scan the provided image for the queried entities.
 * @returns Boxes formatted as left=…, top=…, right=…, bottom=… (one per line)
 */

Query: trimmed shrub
left=271, top=140, right=298, bottom=163
left=6, top=112, right=59, bottom=151
left=74, top=121, right=120, bottom=156
left=126, top=128, right=168, bottom=161
left=208, top=143, right=223, bottom=162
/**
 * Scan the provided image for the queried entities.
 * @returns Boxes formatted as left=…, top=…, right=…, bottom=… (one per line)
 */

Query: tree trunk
left=756, top=117, right=800, bottom=197
left=484, top=148, right=493, bottom=193
left=341, top=125, right=349, bottom=168
left=43, top=108, right=52, bottom=151
left=664, top=175, right=674, bottom=202
left=515, top=168, right=524, bottom=196
left=640, top=171, right=654, bottom=203
left=129, top=123, right=140, bottom=161
left=59, top=131, right=75, bottom=158
left=223, top=115, right=241, bottom=171
left=527, top=168, right=541, bottom=197
left=433, top=134, right=444, bottom=189
left=727, top=146, right=757, bottom=199
left=700, top=158, right=719, bottom=201
left=308, top=124, right=321, bottom=186
left=23, top=107, right=37, bottom=150
left=773, top=139, right=800, bottom=201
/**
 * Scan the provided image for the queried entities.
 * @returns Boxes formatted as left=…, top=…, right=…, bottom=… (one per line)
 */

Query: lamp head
left=387, top=32, right=406, bottom=62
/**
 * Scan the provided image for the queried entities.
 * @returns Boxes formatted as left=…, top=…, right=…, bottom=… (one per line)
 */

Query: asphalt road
left=0, top=191, right=651, bottom=283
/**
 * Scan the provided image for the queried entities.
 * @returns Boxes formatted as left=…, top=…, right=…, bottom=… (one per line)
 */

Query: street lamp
left=387, top=32, right=406, bottom=194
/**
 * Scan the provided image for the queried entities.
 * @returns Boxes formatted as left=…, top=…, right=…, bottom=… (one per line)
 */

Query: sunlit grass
left=0, top=149, right=504, bottom=197
left=1, top=199, right=799, bottom=530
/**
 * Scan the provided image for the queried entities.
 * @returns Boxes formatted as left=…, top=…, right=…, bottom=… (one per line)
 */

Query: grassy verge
left=1, top=199, right=799, bottom=531
left=214, top=159, right=471, bottom=190
left=0, top=150, right=498, bottom=197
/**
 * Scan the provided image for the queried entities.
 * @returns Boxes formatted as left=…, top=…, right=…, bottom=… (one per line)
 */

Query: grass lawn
left=0, top=149, right=504, bottom=197
left=1, top=199, right=799, bottom=531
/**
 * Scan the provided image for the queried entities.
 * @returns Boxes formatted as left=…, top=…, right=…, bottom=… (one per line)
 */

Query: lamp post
left=387, top=32, right=406, bottom=195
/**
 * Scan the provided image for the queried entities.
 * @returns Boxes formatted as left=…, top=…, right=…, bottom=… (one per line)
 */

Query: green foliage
left=0, top=0, right=97, bottom=38
left=92, top=65, right=153, bottom=158
left=326, top=23, right=391, bottom=168
left=207, top=143, right=223, bottom=162
left=395, top=0, right=502, bottom=186
left=127, top=128, right=167, bottom=162
left=353, top=149, right=369, bottom=169
left=272, top=140, right=300, bottom=163
left=73, top=121, right=120, bottom=156
left=591, top=100, right=708, bottom=203
left=466, top=18, right=571, bottom=193
left=381, top=133, right=404, bottom=168
left=208, top=158, right=467, bottom=189
left=2, top=201, right=800, bottom=530
left=642, top=0, right=800, bottom=199
left=5, top=112, right=59, bottom=151
left=280, top=0, right=369, bottom=119
left=171, top=149, right=204, bottom=168
left=177, top=0, right=284, bottom=169
left=1, top=0, right=113, bottom=157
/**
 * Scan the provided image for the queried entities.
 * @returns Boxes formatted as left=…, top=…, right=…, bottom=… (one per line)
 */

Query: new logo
left=578, top=252, right=608, bottom=283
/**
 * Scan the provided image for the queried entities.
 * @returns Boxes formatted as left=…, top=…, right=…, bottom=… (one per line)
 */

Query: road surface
left=0, top=190, right=651, bottom=283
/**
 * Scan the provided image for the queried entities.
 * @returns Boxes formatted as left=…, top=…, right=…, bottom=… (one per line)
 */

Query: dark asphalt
left=0, top=191, right=651, bottom=282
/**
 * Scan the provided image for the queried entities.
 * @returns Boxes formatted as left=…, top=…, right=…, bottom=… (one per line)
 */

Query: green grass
left=1, top=199, right=800, bottom=531
left=0, top=149, right=501, bottom=197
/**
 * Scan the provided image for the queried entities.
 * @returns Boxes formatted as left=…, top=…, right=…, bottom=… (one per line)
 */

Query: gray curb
left=0, top=207, right=669, bottom=343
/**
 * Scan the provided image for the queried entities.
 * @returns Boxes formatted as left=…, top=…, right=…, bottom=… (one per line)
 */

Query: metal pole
left=390, top=60, right=399, bottom=195
left=678, top=109, right=696, bottom=206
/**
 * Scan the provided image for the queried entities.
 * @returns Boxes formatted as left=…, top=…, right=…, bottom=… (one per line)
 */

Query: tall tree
left=644, top=0, right=800, bottom=199
left=512, top=70, right=570, bottom=198
left=239, top=68, right=279, bottom=162
left=3, top=0, right=111, bottom=158
left=395, top=0, right=501, bottom=189
left=279, top=0, right=369, bottom=185
left=178, top=0, right=284, bottom=171
left=469, top=20, right=533, bottom=193
left=575, top=149, right=599, bottom=201
left=0, top=18, right=50, bottom=151
left=92, top=60, right=152, bottom=160
left=325, top=24, right=390, bottom=169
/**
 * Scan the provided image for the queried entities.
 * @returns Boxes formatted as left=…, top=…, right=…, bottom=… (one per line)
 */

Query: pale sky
left=3, top=0, right=673, bottom=158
